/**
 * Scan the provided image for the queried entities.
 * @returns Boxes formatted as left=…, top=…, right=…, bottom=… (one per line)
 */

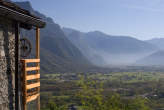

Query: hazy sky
left=13, top=0, right=164, bottom=40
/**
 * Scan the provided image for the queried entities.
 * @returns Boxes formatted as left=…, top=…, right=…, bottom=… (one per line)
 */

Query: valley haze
left=63, top=27, right=161, bottom=67
left=12, top=0, right=164, bottom=73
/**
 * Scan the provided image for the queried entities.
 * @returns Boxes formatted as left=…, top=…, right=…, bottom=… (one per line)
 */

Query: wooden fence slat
left=27, top=82, right=40, bottom=90
left=27, top=90, right=39, bottom=97
left=21, top=59, right=40, bottom=63
left=26, top=74, right=40, bottom=80
left=26, top=67, right=40, bottom=71
left=26, top=93, right=40, bottom=103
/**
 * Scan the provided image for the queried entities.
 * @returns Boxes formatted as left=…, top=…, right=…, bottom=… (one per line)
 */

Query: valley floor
left=29, top=71, right=164, bottom=110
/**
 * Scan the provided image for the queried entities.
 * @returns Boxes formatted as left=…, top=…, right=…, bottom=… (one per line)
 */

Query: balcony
left=21, top=59, right=40, bottom=110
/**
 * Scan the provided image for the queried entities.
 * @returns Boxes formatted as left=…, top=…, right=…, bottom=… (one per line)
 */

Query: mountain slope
left=84, top=31, right=157, bottom=54
left=136, top=50, right=164, bottom=66
left=63, top=28, right=159, bottom=66
left=15, top=1, right=91, bottom=73
left=146, top=38, right=164, bottom=50
left=63, top=28, right=106, bottom=66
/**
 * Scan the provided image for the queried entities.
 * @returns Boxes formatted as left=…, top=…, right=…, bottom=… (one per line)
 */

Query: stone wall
left=0, top=17, right=15, bottom=110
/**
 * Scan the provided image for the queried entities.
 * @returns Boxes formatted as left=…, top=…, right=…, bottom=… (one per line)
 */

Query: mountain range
left=14, top=1, right=164, bottom=73
left=63, top=28, right=159, bottom=66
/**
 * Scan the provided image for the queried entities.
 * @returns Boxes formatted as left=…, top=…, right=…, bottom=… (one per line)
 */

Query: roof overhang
left=0, top=5, right=46, bottom=29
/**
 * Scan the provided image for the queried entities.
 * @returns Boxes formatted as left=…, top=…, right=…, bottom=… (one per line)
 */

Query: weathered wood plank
left=27, top=90, right=39, bottom=97
left=26, top=93, right=40, bottom=103
left=26, top=74, right=40, bottom=80
left=25, top=67, right=40, bottom=71
left=21, top=59, right=40, bottom=63
left=27, top=82, right=40, bottom=90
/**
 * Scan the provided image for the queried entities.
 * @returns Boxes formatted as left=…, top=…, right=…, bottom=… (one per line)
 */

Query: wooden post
left=15, top=22, right=20, bottom=110
left=36, top=28, right=40, bottom=110
left=23, top=60, right=27, bottom=110
left=36, top=28, right=40, bottom=59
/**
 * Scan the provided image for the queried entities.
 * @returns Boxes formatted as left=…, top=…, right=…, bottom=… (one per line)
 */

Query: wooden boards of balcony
left=21, top=59, right=40, bottom=72
left=21, top=59, right=40, bottom=63
left=27, top=74, right=40, bottom=80
left=27, top=82, right=40, bottom=90
left=26, top=67, right=40, bottom=71
left=21, top=58, right=40, bottom=110
left=26, top=93, right=40, bottom=103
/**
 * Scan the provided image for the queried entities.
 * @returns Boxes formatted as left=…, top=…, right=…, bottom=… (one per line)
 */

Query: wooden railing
left=21, top=59, right=40, bottom=110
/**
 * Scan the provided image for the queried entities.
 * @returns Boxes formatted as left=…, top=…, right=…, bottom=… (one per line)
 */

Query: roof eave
left=0, top=5, right=46, bottom=29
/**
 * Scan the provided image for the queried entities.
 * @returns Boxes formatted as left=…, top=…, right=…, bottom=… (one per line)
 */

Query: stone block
left=0, top=50, right=5, bottom=57
left=0, top=41, right=4, bottom=46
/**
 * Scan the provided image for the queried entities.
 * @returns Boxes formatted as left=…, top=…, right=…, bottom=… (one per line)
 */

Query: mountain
left=85, top=31, right=157, bottom=53
left=146, top=38, right=164, bottom=50
left=15, top=1, right=91, bottom=73
left=136, top=50, right=164, bottom=66
left=63, top=28, right=159, bottom=66
left=63, top=28, right=106, bottom=66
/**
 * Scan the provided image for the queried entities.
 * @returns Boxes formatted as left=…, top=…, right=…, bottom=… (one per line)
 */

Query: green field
left=40, top=72, right=164, bottom=110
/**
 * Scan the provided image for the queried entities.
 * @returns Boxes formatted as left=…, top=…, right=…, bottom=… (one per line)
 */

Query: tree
left=76, top=75, right=152, bottom=110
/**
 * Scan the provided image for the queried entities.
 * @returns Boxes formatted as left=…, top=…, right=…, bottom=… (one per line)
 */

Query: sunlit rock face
left=0, top=17, right=15, bottom=110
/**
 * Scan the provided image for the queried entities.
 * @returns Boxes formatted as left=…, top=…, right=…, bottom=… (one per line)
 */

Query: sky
left=13, top=0, right=164, bottom=40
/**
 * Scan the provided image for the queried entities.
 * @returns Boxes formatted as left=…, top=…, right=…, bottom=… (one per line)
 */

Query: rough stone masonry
left=0, top=17, right=15, bottom=110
